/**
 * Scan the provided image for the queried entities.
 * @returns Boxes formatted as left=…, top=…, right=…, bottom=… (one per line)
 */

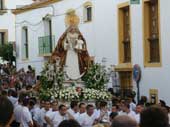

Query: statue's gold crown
left=65, top=9, right=80, bottom=27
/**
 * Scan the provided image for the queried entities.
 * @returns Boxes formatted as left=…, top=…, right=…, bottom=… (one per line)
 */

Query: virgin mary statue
left=51, top=25, right=90, bottom=80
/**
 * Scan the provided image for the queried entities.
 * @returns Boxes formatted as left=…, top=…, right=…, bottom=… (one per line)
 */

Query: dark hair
left=140, top=105, right=169, bottom=127
left=86, top=104, right=94, bottom=110
left=140, top=96, right=148, bottom=105
left=110, top=112, right=118, bottom=119
left=29, top=99, right=35, bottom=107
left=79, top=102, right=85, bottom=108
left=122, top=101, right=130, bottom=109
left=30, top=97, right=37, bottom=104
left=1, top=90, right=8, bottom=96
left=100, top=101, right=107, bottom=108
left=18, top=92, right=27, bottom=103
left=59, top=104, right=66, bottom=110
left=11, top=90, right=18, bottom=98
left=8, top=89, right=13, bottom=96
left=95, top=101, right=100, bottom=108
left=70, top=101, right=78, bottom=109
left=28, top=65, right=32, bottom=70
left=58, top=119, right=81, bottom=127
left=22, top=98, right=29, bottom=106
left=108, top=88, right=114, bottom=95
left=137, top=102, right=144, bottom=106
left=0, top=96, right=14, bottom=126
left=160, top=100, right=166, bottom=107
left=112, top=104, right=119, bottom=109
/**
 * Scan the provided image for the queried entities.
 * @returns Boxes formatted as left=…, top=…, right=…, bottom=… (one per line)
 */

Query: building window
left=0, top=0, right=7, bottom=15
left=44, top=19, right=53, bottom=52
left=84, top=2, right=92, bottom=22
left=85, top=6, right=92, bottom=21
left=38, top=17, right=54, bottom=56
left=22, top=27, right=29, bottom=59
left=0, top=0, right=4, bottom=10
left=119, top=71, right=132, bottom=97
left=118, top=3, right=131, bottom=64
left=44, top=20, right=52, bottom=36
left=143, top=0, right=161, bottom=66
left=0, top=30, right=7, bottom=45
left=0, top=32, right=5, bottom=45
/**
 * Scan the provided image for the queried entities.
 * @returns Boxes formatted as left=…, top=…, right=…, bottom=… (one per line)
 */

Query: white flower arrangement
left=82, top=88, right=112, bottom=100
left=40, top=63, right=65, bottom=89
left=39, top=87, right=112, bottom=101
left=39, top=63, right=112, bottom=101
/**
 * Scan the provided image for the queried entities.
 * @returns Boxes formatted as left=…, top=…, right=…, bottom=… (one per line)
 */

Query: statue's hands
left=64, top=43, right=69, bottom=50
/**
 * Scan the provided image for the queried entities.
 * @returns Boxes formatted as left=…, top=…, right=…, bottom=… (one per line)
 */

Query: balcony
left=0, top=10, right=7, bottom=15
left=38, top=35, right=55, bottom=56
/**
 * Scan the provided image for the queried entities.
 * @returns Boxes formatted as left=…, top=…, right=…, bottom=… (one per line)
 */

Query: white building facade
left=14, top=0, right=170, bottom=104
left=0, top=0, right=33, bottom=45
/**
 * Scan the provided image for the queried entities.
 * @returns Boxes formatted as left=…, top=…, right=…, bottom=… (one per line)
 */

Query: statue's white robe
left=64, top=32, right=80, bottom=79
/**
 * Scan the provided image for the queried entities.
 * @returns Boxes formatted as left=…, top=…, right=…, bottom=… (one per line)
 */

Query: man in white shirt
left=135, top=103, right=144, bottom=124
left=79, top=102, right=86, bottom=114
left=40, top=100, right=51, bottom=127
left=12, top=92, right=28, bottom=127
left=129, top=98, right=136, bottom=112
left=33, top=100, right=45, bottom=127
left=75, top=102, right=86, bottom=121
left=8, top=89, right=18, bottom=107
left=98, top=101, right=110, bottom=123
left=20, top=98, right=33, bottom=127
left=67, top=101, right=79, bottom=119
left=94, top=101, right=101, bottom=119
left=51, top=104, right=73, bottom=127
left=78, top=104, right=98, bottom=127
left=13, top=101, right=22, bottom=126
left=45, top=100, right=58, bottom=127
left=119, top=101, right=136, bottom=121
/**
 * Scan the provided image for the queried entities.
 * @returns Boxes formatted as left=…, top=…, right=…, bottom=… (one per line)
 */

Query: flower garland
left=82, top=88, right=112, bottom=100
left=39, top=87, right=112, bottom=101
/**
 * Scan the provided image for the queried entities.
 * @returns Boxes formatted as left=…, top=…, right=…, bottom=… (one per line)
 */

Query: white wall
left=0, top=0, right=33, bottom=41
left=114, top=0, right=170, bottom=105
left=139, top=0, right=170, bottom=105
left=15, top=0, right=170, bottom=104
left=15, top=5, right=53, bottom=74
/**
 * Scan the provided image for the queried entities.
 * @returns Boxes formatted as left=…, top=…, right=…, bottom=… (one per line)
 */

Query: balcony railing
left=0, top=10, right=7, bottom=15
left=38, top=35, right=55, bottom=56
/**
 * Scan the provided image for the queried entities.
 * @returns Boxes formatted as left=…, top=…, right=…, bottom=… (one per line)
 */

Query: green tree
left=0, top=43, right=15, bottom=63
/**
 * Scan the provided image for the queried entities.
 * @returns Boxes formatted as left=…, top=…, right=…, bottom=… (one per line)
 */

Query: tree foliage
left=0, top=44, right=15, bottom=62
left=82, top=63, right=109, bottom=90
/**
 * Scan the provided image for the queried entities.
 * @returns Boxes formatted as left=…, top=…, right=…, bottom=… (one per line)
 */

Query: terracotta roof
left=12, top=0, right=61, bottom=15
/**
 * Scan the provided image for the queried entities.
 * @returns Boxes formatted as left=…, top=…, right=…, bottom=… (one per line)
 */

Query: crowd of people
left=0, top=63, right=170, bottom=127
left=0, top=90, right=170, bottom=127
left=0, top=63, right=36, bottom=91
